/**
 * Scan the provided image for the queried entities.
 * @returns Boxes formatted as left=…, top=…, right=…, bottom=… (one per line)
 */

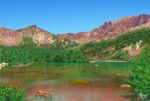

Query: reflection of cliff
left=124, top=41, right=143, bottom=57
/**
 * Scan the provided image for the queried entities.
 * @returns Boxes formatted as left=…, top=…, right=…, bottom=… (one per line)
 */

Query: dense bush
left=0, top=37, right=86, bottom=65
left=0, top=86, right=26, bottom=101
left=0, top=46, right=87, bottom=65
left=130, top=45, right=150, bottom=100
left=130, top=65, right=150, bottom=100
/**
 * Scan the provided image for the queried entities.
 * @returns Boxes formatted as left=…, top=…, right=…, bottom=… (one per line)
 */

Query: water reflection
left=0, top=62, right=132, bottom=101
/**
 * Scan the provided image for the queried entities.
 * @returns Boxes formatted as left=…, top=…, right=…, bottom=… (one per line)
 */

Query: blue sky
left=0, top=0, right=150, bottom=34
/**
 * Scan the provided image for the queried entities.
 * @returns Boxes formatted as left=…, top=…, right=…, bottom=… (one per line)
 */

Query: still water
left=0, top=62, right=133, bottom=101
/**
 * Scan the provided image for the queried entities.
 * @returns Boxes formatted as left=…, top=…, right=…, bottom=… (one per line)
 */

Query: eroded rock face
left=0, top=14, right=150, bottom=46
left=0, top=25, right=54, bottom=46
left=62, top=14, right=150, bottom=44
left=19, top=25, right=54, bottom=45
left=0, top=28, right=22, bottom=46
left=124, top=41, right=143, bottom=57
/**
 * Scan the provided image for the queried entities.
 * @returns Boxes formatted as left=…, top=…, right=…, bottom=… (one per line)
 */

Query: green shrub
left=129, top=45, right=150, bottom=100
left=0, top=46, right=87, bottom=65
left=0, top=86, right=26, bottom=101
left=20, top=37, right=37, bottom=47
left=130, top=65, right=150, bottom=100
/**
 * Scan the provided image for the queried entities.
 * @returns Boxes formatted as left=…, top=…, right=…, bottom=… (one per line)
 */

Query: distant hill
left=0, top=14, right=150, bottom=46
left=61, top=14, right=150, bottom=44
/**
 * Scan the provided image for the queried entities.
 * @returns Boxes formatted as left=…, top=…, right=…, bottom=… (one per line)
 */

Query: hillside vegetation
left=80, top=28, right=150, bottom=60
left=0, top=37, right=86, bottom=65
left=1, top=28, right=150, bottom=65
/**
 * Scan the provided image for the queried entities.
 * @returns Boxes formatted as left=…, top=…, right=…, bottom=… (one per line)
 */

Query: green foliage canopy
left=0, top=86, right=26, bottom=101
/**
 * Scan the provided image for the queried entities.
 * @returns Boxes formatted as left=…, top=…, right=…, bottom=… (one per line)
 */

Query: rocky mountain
left=61, top=14, right=150, bottom=44
left=0, top=25, right=55, bottom=46
left=18, top=25, right=54, bottom=45
left=0, top=28, right=21, bottom=46
left=0, top=14, right=150, bottom=46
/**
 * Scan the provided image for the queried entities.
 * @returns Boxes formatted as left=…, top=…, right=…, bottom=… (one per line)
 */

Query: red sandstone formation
left=0, top=28, right=22, bottom=46
left=1, top=14, right=150, bottom=46
left=61, top=14, right=150, bottom=44
left=19, top=25, right=54, bottom=45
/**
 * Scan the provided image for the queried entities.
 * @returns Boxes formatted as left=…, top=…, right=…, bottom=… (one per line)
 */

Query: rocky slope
left=61, top=14, right=150, bottom=44
left=18, top=25, right=54, bottom=45
left=0, top=14, right=150, bottom=46
left=0, top=28, right=21, bottom=46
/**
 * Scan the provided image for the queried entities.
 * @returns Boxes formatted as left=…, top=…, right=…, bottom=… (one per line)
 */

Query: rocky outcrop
left=0, top=14, right=150, bottom=46
left=0, top=25, right=55, bottom=46
left=124, top=40, right=143, bottom=57
left=0, top=28, right=22, bottom=46
left=120, top=84, right=131, bottom=88
left=19, top=25, right=54, bottom=45
left=62, top=14, right=150, bottom=44
left=0, top=62, right=8, bottom=69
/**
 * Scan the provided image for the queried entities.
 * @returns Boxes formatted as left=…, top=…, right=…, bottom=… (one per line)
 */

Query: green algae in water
left=0, top=62, right=133, bottom=83
left=32, top=96, right=55, bottom=101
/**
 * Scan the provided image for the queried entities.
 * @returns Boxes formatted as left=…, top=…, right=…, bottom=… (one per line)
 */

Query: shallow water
left=0, top=62, right=133, bottom=101
left=26, top=78, right=131, bottom=101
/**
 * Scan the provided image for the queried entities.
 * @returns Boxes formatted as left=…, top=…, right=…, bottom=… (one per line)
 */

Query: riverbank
left=89, top=60, right=127, bottom=63
left=11, top=62, right=34, bottom=67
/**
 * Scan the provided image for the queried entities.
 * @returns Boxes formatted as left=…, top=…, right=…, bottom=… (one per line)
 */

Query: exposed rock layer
left=61, top=14, right=150, bottom=44
left=19, top=25, right=54, bottom=45
left=0, top=28, right=21, bottom=46
left=0, top=14, right=150, bottom=46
